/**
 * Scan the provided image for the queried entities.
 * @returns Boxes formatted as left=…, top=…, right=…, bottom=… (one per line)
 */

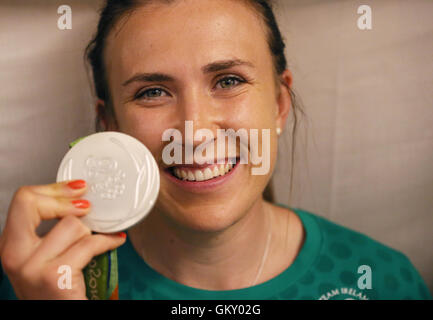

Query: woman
left=0, top=0, right=431, bottom=300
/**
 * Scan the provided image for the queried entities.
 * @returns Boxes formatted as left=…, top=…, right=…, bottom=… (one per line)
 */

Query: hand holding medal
left=56, top=132, right=160, bottom=299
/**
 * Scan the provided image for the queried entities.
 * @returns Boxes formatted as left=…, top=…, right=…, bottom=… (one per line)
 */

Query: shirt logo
left=318, top=287, right=369, bottom=300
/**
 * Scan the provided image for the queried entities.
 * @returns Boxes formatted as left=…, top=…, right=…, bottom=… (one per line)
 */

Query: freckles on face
left=102, top=0, right=280, bottom=228
left=115, top=105, right=169, bottom=165
left=105, top=2, right=277, bottom=109
left=104, top=0, right=278, bottom=157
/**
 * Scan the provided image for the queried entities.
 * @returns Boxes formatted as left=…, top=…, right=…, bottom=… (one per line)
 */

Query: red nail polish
left=72, top=199, right=90, bottom=209
left=67, top=180, right=86, bottom=189
left=116, top=232, right=127, bottom=239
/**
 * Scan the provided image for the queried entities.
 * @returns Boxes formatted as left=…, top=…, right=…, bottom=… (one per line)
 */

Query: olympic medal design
left=56, top=132, right=160, bottom=233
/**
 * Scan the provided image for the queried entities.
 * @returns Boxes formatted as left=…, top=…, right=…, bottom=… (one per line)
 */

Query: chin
left=168, top=206, right=241, bottom=233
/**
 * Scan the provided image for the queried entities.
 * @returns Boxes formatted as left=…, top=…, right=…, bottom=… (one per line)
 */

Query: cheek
left=225, top=101, right=272, bottom=131
left=225, top=102, right=277, bottom=181
left=242, top=98, right=278, bottom=177
left=116, top=108, right=165, bottom=158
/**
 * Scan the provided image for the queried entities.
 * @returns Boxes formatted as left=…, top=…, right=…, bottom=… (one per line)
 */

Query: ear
left=95, top=99, right=118, bottom=131
left=275, top=69, right=293, bottom=134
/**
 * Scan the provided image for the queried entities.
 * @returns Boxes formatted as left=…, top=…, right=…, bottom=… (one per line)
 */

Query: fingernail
left=115, top=232, right=127, bottom=239
left=67, top=180, right=86, bottom=189
left=72, top=199, right=90, bottom=209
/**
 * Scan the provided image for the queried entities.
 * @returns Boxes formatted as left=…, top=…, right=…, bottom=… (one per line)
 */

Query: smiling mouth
left=166, top=157, right=240, bottom=182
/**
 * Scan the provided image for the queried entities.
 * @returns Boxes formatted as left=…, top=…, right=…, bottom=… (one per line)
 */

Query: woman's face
left=103, top=0, right=290, bottom=232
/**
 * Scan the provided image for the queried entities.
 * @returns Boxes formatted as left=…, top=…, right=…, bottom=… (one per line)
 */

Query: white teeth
left=187, top=171, right=195, bottom=181
left=195, top=170, right=204, bottom=181
left=203, top=168, right=213, bottom=180
left=224, top=163, right=231, bottom=173
left=171, top=162, right=237, bottom=181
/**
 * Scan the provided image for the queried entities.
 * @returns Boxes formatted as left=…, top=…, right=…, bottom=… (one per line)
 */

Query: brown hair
left=85, top=0, right=304, bottom=204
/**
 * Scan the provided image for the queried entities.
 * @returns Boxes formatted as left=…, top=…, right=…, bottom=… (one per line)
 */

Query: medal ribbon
left=69, top=137, right=119, bottom=300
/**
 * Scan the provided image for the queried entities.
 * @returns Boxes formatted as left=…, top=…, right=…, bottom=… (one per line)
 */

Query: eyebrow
left=122, top=73, right=174, bottom=87
left=202, top=59, right=255, bottom=74
left=122, top=59, right=255, bottom=87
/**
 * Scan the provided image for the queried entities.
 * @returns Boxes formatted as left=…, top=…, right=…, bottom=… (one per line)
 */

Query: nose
left=175, top=85, right=222, bottom=149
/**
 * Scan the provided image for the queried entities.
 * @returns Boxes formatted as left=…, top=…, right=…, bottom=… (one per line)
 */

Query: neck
left=128, top=198, right=273, bottom=290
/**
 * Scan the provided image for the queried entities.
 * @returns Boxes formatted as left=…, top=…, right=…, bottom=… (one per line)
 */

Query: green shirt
left=1, top=205, right=431, bottom=300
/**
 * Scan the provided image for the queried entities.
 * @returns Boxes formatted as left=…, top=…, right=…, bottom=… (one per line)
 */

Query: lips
left=166, top=157, right=239, bottom=182
left=162, top=157, right=241, bottom=193
left=173, top=162, right=235, bottom=181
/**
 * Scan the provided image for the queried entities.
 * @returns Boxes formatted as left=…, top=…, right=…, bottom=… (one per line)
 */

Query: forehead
left=104, top=0, right=272, bottom=77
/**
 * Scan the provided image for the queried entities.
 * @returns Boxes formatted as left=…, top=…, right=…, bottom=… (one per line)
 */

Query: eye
left=216, top=76, right=246, bottom=89
left=135, top=87, right=168, bottom=100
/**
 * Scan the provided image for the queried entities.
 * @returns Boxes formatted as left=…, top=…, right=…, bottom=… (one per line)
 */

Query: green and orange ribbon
left=83, top=250, right=119, bottom=300
left=69, top=137, right=119, bottom=300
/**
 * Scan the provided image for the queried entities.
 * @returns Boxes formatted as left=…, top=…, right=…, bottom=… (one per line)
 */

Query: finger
left=30, top=215, right=92, bottom=264
left=57, top=233, right=127, bottom=270
left=6, top=191, right=91, bottom=235
left=29, top=180, right=88, bottom=198
left=2, top=190, right=91, bottom=260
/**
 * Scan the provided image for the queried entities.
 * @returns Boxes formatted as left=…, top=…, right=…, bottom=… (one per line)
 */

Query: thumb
left=57, top=232, right=127, bottom=270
